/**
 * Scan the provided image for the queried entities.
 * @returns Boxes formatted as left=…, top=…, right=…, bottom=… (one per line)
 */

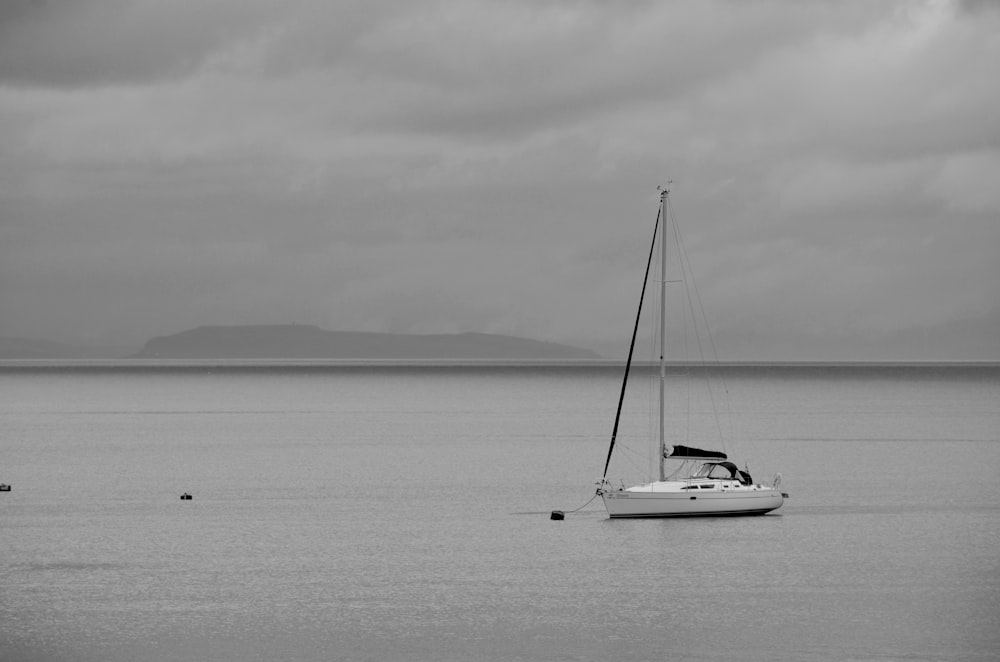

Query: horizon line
left=1, top=358, right=997, bottom=370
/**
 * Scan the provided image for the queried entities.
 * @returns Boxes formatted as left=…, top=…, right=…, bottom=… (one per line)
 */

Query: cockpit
left=693, top=461, right=753, bottom=485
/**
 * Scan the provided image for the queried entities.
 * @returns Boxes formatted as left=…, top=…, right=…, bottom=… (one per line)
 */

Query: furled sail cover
left=664, top=445, right=728, bottom=460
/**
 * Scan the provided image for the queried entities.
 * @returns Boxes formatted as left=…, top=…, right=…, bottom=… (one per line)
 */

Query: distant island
left=122, top=325, right=602, bottom=360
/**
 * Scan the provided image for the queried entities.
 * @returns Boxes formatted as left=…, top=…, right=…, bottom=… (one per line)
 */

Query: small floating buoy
left=180, top=493, right=192, bottom=501
left=0, top=483, right=11, bottom=492
left=550, top=510, right=564, bottom=520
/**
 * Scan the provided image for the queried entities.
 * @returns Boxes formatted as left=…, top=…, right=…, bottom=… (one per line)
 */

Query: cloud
left=0, top=0, right=286, bottom=86
left=0, top=0, right=998, bottom=359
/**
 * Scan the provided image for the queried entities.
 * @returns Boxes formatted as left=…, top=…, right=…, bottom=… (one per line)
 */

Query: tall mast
left=658, top=184, right=669, bottom=481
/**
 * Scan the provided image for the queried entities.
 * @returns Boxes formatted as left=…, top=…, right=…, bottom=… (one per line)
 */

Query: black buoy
left=180, top=492, right=192, bottom=500
left=0, top=483, right=11, bottom=492
left=550, top=510, right=565, bottom=520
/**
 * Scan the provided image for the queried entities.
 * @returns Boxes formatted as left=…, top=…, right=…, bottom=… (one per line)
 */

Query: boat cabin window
left=693, top=462, right=740, bottom=480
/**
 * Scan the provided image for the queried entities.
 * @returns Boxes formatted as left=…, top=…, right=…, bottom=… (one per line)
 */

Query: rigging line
left=671, top=212, right=694, bottom=446
left=674, top=203, right=741, bottom=451
left=608, top=441, right=647, bottom=482
left=613, top=439, right=652, bottom=469
left=602, top=205, right=661, bottom=480
left=669, top=197, right=724, bottom=367
left=667, top=195, right=731, bottom=451
left=676, top=235, right=739, bottom=447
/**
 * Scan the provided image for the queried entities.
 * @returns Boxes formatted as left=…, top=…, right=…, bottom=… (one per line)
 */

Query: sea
left=1, top=362, right=998, bottom=662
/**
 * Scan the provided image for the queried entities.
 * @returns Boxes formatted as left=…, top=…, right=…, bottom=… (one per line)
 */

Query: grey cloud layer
left=1, top=0, right=997, bottom=359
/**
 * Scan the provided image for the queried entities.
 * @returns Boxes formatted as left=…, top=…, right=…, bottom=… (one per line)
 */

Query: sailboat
left=597, top=185, right=785, bottom=518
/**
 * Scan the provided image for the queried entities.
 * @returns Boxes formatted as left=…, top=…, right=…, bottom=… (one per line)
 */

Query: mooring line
left=550, top=492, right=600, bottom=520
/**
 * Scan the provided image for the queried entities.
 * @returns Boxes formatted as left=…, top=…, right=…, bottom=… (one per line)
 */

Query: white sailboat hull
left=601, top=484, right=784, bottom=518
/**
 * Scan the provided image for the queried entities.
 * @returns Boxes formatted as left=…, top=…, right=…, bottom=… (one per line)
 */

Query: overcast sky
left=1, top=0, right=997, bottom=360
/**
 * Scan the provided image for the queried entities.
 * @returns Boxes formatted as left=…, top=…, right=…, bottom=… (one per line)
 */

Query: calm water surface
left=1, top=364, right=998, bottom=662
